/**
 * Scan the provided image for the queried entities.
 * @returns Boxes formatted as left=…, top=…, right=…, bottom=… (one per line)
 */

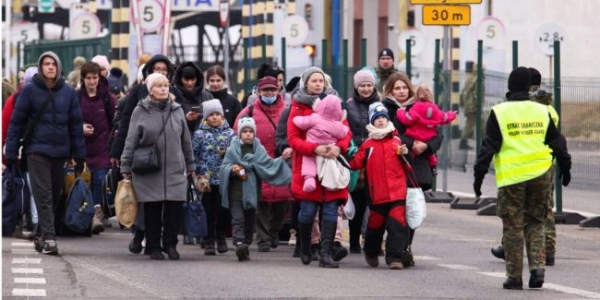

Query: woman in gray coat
left=121, top=73, right=196, bottom=260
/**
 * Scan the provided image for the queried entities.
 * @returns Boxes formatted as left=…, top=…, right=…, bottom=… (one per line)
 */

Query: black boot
left=319, top=221, right=339, bottom=268
left=491, top=245, right=505, bottom=260
left=545, top=254, right=555, bottom=266
left=311, top=244, right=319, bottom=261
left=503, top=277, right=523, bottom=290
left=299, top=223, right=313, bottom=265
left=331, top=241, right=348, bottom=262
left=129, top=228, right=144, bottom=254
left=26, top=224, right=40, bottom=241
left=529, top=269, right=545, bottom=288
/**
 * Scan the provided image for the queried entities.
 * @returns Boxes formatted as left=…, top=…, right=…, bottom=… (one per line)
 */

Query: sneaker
left=389, top=262, right=404, bottom=270
left=92, top=206, right=105, bottom=234
left=217, top=239, right=229, bottom=253
left=42, top=240, right=59, bottom=255
left=288, top=229, right=297, bottom=246
left=258, top=244, right=271, bottom=252
left=364, top=254, right=379, bottom=267
left=235, top=243, right=250, bottom=261
left=149, top=251, right=165, bottom=260
left=183, top=235, right=195, bottom=245
left=34, top=238, right=44, bottom=253
left=165, top=247, right=180, bottom=260
left=204, top=244, right=216, bottom=256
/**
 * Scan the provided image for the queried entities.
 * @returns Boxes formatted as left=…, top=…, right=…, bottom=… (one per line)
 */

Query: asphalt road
left=3, top=171, right=600, bottom=300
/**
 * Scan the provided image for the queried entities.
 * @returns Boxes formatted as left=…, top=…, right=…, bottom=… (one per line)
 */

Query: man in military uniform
left=473, top=67, right=571, bottom=290
left=458, top=63, right=484, bottom=150
left=376, top=48, right=399, bottom=93
left=490, top=67, right=559, bottom=266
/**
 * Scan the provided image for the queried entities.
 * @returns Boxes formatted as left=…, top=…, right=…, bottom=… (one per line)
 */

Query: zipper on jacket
left=163, top=111, right=168, bottom=200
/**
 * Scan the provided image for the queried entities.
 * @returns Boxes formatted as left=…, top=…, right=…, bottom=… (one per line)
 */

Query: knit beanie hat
left=508, top=67, right=531, bottom=92
left=528, top=67, right=542, bottom=86
left=353, top=70, right=376, bottom=89
left=237, top=116, right=257, bottom=136
left=368, top=102, right=389, bottom=124
left=91, top=55, right=110, bottom=70
left=202, top=99, right=224, bottom=121
left=378, top=47, right=394, bottom=61
left=300, top=66, right=325, bottom=88
left=24, top=66, right=38, bottom=85
left=145, top=73, right=167, bottom=92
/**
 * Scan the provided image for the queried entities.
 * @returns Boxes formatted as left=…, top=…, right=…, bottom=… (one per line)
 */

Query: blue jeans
left=91, top=168, right=109, bottom=207
left=298, top=200, right=339, bottom=224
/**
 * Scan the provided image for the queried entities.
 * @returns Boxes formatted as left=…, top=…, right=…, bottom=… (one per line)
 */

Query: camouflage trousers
left=460, top=113, right=485, bottom=141
left=497, top=168, right=552, bottom=278
left=501, top=166, right=556, bottom=254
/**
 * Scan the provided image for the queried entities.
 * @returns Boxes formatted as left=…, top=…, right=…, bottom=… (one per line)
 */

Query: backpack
left=62, top=176, right=95, bottom=234
left=2, top=164, right=30, bottom=236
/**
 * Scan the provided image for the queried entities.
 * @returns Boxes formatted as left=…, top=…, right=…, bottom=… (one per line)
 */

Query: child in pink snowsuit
left=396, top=84, right=457, bottom=174
left=292, top=95, right=349, bottom=192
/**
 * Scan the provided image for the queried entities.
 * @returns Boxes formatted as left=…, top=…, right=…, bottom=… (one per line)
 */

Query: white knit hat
left=237, top=116, right=257, bottom=136
left=145, top=73, right=167, bottom=92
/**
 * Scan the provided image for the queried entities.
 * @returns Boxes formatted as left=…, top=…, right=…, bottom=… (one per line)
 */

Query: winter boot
left=331, top=241, right=348, bottom=262
left=92, top=206, right=105, bottom=234
left=529, top=269, right=545, bottom=289
left=299, top=223, right=313, bottom=265
left=129, top=228, right=144, bottom=254
left=204, top=239, right=216, bottom=256
left=311, top=244, right=319, bottom=261
left=491, top=245, right=505, bottom=260
left=216, top=232, right=228, bottom=253
left=318, top=221, right=339, bottom=268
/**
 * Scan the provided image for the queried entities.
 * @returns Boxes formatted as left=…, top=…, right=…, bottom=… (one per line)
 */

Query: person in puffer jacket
left=192, top=99, right=234, bottom=256
left=396, top=84, right=456, bottom=175
left=292, top=94, right=348, bottom=193
left=348, top=102, right=411, bottom=270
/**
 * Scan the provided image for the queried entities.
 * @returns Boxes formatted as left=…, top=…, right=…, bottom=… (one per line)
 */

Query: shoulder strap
left=253, top=104, right=277, bottom=130
left=20, top=91, right=54, bottom=144
left=156, top=108, right=172, bottom=142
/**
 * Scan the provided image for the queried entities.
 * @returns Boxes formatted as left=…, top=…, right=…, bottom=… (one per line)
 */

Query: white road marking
left=14, top=277, right=47, bottom=284
left=414, top=255, right=441, bottom=261
left=12, top=258, right=42, bottom=264
left=544, top=283, right=600, bottom=299
left=454, top=238, right=497, bottom=242
left=12, top=241, right=34, bottom=247
left=438, top=264, right=479, bottom=270
left=12, top=288, right=47, bottom=297
left=479, top=272, right=505, bottom=278
left=12, top=268, right=43, bottom=274
left=11, top=248, right=37, bottom=254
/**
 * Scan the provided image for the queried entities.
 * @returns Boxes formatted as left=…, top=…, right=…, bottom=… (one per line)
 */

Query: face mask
left=261, top=95, right=277, bottom=104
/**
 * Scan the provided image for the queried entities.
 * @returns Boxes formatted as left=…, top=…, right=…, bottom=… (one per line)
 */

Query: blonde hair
left=149, top=76, right=175, bottom=102
left=414, top=84, right=433, bottom=102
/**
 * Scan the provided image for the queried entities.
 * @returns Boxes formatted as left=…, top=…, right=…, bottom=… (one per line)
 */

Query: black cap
left=378, top=48, right=394, bottom=61
left=508, top=67, right=531, bottom=92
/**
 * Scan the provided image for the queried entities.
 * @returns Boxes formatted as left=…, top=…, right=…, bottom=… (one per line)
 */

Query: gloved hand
left=473, top=176, right=483, bottom=197
left=74, top=159, right=85, bottom=173
left=561, top=170, right=571, bottom=187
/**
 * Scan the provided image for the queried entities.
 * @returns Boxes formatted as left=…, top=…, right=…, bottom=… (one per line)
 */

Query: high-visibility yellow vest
left=547, top=105, right=559, bottom=127
left=492, top=101, right=553, bottom=187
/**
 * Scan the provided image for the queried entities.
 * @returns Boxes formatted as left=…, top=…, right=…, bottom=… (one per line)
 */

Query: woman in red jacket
left=287, top=67, right=351, bottom=268
left=348, top=102, right=411, bottom=269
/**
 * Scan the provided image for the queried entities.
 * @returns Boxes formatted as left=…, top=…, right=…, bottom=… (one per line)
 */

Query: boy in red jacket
left=348, top=102, right=411, bottom=269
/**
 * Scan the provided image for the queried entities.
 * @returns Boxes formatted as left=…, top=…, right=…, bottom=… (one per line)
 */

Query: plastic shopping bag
left=406, top=187, right=426, bottom=229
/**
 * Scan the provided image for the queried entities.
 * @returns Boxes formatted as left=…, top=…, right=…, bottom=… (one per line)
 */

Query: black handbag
left=183, top=177, right=207, bottom=238
left=131, top=109, right=171, bottom=174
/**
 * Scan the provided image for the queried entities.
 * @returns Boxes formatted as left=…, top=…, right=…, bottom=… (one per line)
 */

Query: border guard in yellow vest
left=473, top=67, right=571, bottom=290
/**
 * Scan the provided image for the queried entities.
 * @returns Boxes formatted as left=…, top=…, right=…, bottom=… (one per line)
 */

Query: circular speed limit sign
left=476, top=16, right=505, bottom=49
left=283, top=15, right=309, bottom=47
left=71, top=13, right=101, bottom=39
left=398, top=29, right=426, bottom=55
left=138, top=0, right=164, bottom=33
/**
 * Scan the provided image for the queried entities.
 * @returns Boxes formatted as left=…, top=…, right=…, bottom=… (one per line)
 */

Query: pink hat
left=91, top=55, right=110, bottom=70
left=353, top=70, right=376, bottom=89
left=145, top=73, right=168, bottom=92
left=258, top=76, right=278, bottom=90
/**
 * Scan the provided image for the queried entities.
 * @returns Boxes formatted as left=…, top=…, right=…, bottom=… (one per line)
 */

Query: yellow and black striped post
left=238, top=0, right=277, bottom=99
left=450, top=26, right=461, bottom=136
left=111, top=0, right=130, bottom=77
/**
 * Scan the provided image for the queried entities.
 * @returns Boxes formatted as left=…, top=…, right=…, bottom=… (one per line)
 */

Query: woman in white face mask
left=232, top=76, right=294, bottom=253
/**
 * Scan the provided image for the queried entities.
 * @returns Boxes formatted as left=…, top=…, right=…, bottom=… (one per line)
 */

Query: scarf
left=366, top=121, right=395, bottom=140
left=399, top=97, right=417, bottom=109
left=292, top=86, right=338, bottom=106
left=219, top=137, right=291, bottom=210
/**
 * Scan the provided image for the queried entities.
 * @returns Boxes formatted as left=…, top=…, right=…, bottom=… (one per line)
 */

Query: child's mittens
left=195, top=174, right=211, bottom=192
left=446, top=110, right=458, bottom=122
left=232, top=164, right=248, bottom=181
